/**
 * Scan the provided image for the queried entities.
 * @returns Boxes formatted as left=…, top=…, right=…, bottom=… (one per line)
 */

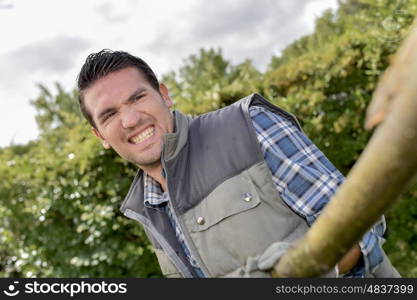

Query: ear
left=92, top=127, right=111, bottom=149
left=159, top=83, right=173, bottom=108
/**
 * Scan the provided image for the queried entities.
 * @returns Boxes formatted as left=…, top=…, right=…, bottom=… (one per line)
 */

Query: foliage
left=1, top=0, right=417, bottom=277
left=384, top=185, right=417, bottom=277
left=163, top=48, right=263, bottom=115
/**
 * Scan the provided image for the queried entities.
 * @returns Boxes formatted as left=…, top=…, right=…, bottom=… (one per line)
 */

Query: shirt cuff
left=343, top=230, right=384, bottom=277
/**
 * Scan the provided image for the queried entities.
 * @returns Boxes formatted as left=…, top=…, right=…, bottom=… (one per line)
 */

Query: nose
left=121, top=109, right=140, bottom=129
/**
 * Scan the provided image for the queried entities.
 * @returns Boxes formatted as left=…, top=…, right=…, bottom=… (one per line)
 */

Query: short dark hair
left=77, top=49, right=160, bottom=128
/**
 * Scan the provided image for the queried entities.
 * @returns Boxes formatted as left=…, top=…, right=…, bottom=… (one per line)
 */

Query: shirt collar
left=143, top=172, right=169, bottom=207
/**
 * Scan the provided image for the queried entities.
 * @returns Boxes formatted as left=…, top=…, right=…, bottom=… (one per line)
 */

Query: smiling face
left=83, top=67, right=174, bottom=169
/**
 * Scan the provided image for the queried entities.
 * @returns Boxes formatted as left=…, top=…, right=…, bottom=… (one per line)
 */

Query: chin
left=132, top=152, right=162, bottom=167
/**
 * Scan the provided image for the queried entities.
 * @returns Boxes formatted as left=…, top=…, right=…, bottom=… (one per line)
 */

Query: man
left=76, top=49, right=399, bottom=278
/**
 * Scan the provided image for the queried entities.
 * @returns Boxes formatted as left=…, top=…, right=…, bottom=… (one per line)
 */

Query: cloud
left=190, top=0, right=290, bottom=40
left=0, top=0, right=338, bottom=147
left=7, top=36, right=90, bottom=73
left=0, top=35, right=91, bottom=146
left=0, top=35, right=90, bottom=91
left=144, top=0, right=335, bottom=72
left=95, top=2, right=132, bottom=24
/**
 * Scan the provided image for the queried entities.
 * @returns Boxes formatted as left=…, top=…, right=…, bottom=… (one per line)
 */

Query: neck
left=142, top=164, right=167, bottom=192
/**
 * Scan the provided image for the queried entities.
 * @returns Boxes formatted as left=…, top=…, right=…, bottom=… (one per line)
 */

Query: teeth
left=131, top=127, right=154, bottom=144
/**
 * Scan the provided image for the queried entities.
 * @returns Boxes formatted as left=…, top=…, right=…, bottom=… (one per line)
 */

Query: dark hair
left=77, top=49, right=160, bottom=128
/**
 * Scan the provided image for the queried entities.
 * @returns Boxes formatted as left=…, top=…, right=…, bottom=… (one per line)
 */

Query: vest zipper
left=161, top=159, right=211, bottom=277
left=123, top=208, right=193, bottom=278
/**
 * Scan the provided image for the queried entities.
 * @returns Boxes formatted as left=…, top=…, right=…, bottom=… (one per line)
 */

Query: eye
left=103, top=112, right=116, bottom=123
left=133, top=94, right=144, bottom=102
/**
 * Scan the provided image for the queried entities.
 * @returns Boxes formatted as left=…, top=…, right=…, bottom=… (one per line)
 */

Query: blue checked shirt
left=144, top=105, right=385, bottom=277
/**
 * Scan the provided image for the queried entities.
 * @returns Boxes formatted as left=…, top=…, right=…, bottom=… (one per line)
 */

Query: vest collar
left=162, top=110, right=191, bottom=161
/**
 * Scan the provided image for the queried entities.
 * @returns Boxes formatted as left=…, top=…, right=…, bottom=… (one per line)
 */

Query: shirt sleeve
left=249, top=105, right=385, bottom=277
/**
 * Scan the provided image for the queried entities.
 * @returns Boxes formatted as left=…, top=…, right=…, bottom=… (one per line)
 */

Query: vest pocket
left=184, top=170, right=261, bottom=233
left=181, top=163, right=310, bottom=276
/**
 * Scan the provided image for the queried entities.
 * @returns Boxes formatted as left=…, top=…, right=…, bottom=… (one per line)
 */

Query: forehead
left=83, top=67, right=149, bottom=120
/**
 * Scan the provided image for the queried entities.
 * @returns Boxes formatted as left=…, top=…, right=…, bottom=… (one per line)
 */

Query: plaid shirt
left=144, top=105, right=385, bottom=277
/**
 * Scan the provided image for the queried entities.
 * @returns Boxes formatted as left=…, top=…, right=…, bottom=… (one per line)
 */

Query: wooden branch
left=271, top=24, right=417, bottom=277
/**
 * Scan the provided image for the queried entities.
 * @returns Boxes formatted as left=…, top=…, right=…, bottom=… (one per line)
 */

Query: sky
left=0, top=0, right=338, bottom=147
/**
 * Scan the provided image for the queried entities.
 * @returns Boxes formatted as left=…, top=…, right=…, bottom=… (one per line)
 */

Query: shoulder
left=249, top=105, right=302, bottom=134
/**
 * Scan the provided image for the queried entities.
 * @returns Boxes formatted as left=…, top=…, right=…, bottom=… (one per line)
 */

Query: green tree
left=163, top=48, right=262, bottom=115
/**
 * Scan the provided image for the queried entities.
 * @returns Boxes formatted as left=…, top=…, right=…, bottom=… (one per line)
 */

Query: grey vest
left=120, top=93, right=400, bottom=278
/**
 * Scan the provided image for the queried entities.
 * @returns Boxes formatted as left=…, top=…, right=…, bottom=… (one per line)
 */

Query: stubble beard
left=129, top=143, right=163, bottom=169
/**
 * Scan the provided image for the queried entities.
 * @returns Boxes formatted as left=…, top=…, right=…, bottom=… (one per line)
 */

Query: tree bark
left=272, top=23, right=417, bottom=277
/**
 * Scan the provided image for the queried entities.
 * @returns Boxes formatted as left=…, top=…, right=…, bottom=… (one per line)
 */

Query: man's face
left=83, top=67, right=174, bottom=168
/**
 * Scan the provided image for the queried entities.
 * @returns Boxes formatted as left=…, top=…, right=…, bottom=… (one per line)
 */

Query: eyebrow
left=97, top=88, right=147, bottom=124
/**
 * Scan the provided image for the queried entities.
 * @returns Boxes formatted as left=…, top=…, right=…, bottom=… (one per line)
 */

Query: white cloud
left=0, top=0, right=338, bottom=147
left=303, top=0, right=339, bottom=30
